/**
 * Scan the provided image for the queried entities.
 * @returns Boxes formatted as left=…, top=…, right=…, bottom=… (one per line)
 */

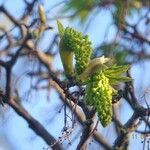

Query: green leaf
left=57, top=20, right=64, bottom=37
left=106, top=75, right=132, bottom=85
left=104, top=65, right=130, bottom=76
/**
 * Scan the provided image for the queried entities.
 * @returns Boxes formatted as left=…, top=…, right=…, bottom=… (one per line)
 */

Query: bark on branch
left=1, top=95, right=64, bottom=150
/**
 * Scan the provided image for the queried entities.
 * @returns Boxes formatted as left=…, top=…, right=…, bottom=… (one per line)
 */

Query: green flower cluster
left=61, top=27, right=82, bottom=52
left=57, top=21, right=131, bottom=127
left=85, top=71, right=114, bottom=127
left=61, top=27, right=92, bottom=75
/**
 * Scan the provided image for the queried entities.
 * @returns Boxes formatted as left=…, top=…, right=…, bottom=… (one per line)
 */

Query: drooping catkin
left=61, top=27, right=92, bottom=75
left=85, top=71, right=113, bottom=127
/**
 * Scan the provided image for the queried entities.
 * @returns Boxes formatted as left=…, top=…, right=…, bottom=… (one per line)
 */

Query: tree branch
left=0, top=6, right=21, bottom=27
left=1, top=94, right=64, bottom=150
left=49, top=80, right=112, bottom=150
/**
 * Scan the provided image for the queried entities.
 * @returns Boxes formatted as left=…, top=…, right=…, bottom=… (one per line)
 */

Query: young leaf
left=57, top=20, right=64, bottom=37
left=104, top=65, right=130, bottom=76
left=106, top=75, right=132, bottom=85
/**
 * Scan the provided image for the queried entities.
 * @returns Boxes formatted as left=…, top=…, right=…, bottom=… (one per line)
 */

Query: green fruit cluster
left=85, top=71, right=113, bottom=127
left=61, top=27, right=92, bottom=75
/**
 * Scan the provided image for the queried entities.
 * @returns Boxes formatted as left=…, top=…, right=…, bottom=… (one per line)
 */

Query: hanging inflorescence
left=58, top=24, right=92, bottom=76
left=85, top=71, right=114, bottom=127
left=57, top=20, right=131, bottom=127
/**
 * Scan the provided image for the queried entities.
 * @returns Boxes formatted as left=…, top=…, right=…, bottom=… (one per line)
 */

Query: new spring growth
left=32, top=4, right=47, bottom=39
left=57, top=20, right=132, bottom=127
left=84, top=64, right=131, bottom=127
left=77, top=56, right=110, bottom=82
left=85, top=71, right=114, bottom=127
left=57, top=21, right=74, bottom=78
left=57, top=20, right=92, bottom=77
left=38, top=4, right=46, bottom=24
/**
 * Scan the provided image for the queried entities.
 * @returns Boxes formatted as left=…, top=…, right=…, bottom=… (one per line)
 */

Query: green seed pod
left=85, top=71, right=113, bottom=127
left=61, top=27, right=92, bottom=75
